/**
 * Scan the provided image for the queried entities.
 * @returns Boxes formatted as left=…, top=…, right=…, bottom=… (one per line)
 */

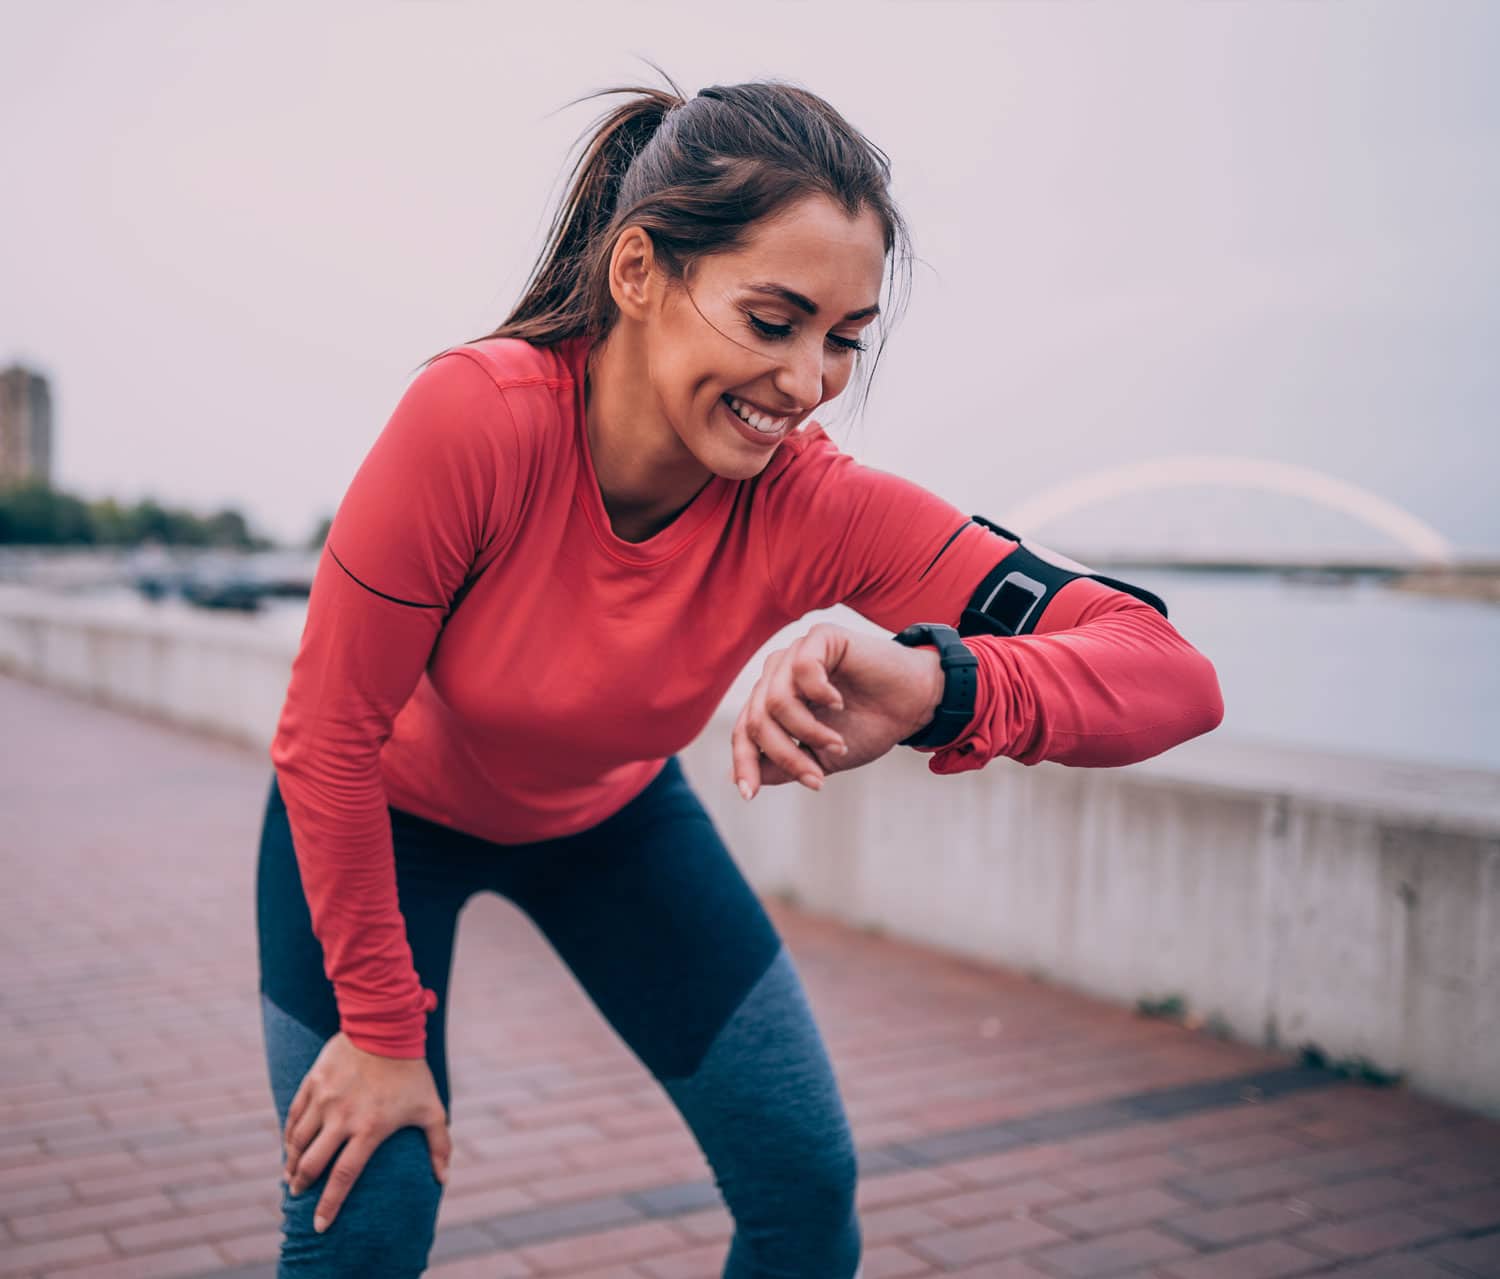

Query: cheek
left=823, top=357, right=858, bottom=402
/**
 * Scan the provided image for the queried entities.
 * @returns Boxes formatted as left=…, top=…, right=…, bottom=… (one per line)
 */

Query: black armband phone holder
left=957, top=515, right=1169, bottom=638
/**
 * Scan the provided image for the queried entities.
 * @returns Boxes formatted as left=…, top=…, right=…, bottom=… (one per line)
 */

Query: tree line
left=0, top=481, right=276, bottom=549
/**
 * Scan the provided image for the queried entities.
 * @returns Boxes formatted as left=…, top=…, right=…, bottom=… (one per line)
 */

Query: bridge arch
left=1003, top=455, right=1454, bottom=565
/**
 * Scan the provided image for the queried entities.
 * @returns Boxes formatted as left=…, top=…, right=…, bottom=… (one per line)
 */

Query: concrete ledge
left=681, top=734, right=1499, bottom=1120
left=0, top=584, right=290, bottom=747
left=4, top=584, right=1496, bottom=1117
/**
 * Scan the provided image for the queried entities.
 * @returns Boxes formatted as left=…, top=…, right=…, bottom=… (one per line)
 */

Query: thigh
left=509, top=760, right=861, bottom=1248
left=509, top=756, right=786, bottom=1083
left=255, top=769, right=477, bottom=1109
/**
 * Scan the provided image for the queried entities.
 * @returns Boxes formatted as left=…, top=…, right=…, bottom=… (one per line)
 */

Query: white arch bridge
left=1001, top=455, right=1456, bottom=568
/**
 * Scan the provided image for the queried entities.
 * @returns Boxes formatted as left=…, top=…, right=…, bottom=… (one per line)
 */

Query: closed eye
left=747, top=313, right=867, bottom=353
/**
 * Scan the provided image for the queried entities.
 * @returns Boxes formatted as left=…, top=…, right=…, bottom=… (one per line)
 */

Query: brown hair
left=420, top=64, right=912, bottom=417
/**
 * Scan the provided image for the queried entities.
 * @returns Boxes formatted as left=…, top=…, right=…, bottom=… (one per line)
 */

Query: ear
left=606, top=225, right=658, bottom=322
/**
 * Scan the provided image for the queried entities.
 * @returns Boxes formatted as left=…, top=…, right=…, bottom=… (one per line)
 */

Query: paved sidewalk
left=1, top=671, right=1497, bottom=1279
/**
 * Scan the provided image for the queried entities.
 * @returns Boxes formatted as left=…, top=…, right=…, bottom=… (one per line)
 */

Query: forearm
left=916, top=585, right=1224, bottom=774
left=268, top=561, right=444, bottom=1058
left=272, top=739, right=438, bottom=1057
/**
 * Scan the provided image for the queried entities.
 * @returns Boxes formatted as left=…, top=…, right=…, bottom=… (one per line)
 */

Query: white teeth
left=726, top=394, right=788, bottom=434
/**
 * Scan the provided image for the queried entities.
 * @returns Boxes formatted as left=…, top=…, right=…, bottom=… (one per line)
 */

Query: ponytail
left=418, top=67, right=912, bottom=417
left=488, top=81, right=684, bottom=347
left=415, top=66, right=684, bottom=369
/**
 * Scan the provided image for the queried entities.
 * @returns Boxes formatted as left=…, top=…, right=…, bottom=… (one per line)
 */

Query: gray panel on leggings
left=262, top=991, right=329, bottom=1129
left=660, top=945, right=860, bottom=1276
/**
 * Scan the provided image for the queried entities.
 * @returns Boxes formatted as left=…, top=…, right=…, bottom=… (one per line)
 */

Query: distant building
left=0, top=364, right=54, bottom=489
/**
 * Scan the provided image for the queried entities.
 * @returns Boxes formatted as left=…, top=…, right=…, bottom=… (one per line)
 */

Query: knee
left=734, top=1133, right=861, bottom=1277
left=799, top=1134, right=860, bottom=1225
left=279, top=1127, right=441, bottom=1278
left=796, top=1139, right=862, bottom=1273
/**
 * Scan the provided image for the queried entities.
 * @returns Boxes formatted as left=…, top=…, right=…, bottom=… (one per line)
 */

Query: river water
left=23, top=560, right=1500, bottom=775
left=1122, top=571, right=1500, bottom=773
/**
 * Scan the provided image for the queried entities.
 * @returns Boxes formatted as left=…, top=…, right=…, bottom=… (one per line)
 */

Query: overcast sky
left=2, top=0, right=1496, bottom=556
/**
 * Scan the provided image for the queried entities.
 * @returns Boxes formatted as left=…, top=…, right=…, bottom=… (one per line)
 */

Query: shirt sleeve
left=920, top=576, right=1226, bottom=774
left=760, top=424, right=1224, bottom=775
left=269, top=350, right=520, bottom=1058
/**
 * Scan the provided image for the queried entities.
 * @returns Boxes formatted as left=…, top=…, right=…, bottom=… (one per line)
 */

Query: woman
left=257, top=73, right=1224, bottom=1278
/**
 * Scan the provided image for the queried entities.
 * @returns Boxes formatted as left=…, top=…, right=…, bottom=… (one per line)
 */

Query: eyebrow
left=743, top=282, right=880, bottom=322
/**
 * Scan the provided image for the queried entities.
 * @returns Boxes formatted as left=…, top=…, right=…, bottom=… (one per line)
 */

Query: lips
left=718, top=394, right=790, bottom=447
left=722, top=393, right=796, bottom=434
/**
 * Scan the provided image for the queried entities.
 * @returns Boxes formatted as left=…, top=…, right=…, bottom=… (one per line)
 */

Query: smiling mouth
left=721, top=393, right=795, bottom=436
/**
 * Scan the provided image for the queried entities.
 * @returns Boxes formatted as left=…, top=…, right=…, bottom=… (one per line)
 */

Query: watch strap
left=892, top=623, right=978, bottom=749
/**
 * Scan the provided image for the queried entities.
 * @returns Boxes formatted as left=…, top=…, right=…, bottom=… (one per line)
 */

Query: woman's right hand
left=282, top=1030, right=452, bottom=1233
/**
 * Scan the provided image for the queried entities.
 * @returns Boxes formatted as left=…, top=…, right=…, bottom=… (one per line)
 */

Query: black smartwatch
left=891, top=623, right=978, bottom=749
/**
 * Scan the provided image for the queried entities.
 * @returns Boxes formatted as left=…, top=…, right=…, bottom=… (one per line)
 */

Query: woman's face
left=633, top=193, right=888, bottom=480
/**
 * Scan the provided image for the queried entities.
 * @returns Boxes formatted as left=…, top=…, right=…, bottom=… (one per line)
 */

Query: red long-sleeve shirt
left=269, top=334, right=1223, bottom=1057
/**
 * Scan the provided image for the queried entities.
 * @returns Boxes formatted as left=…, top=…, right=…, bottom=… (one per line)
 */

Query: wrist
left=895, top=645, right=948, bottom=743
left=891, top=624, right=980, bottom=750
left=915, top=646, right=945, bottom=733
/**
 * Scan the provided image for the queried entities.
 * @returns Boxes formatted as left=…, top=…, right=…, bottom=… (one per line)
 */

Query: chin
left=696, top=450, right=767, bottom=485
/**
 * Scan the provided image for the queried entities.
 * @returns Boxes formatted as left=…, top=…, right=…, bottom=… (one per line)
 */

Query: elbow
left=1185, top=651, right=1225, bottom=741
left=269, top=704, right=304, bottom=774
left=1132, top=608, right=1226, bottom=747
left=269, top=703, right=322, bottom=783
left=1104, top=655, right=1223, bottom=769
left=269, top=731, right=297, bottom=778
left=1149, top=611, right=1224, bottom=742
left=1142, top=621, right=1225, bottom=753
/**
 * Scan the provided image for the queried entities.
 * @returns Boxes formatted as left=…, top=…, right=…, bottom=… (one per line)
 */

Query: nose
left=771, top=337, right=823, bottom=411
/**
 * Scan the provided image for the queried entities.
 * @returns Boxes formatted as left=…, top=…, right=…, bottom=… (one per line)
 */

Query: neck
left=584, top=323, right=714, bottom=542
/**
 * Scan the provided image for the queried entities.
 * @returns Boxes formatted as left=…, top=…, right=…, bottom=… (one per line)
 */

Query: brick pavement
left=2, top=671, right=1498, bottom=1278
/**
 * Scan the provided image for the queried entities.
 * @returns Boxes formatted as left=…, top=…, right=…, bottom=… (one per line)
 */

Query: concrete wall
left=4, top=584, right=1497, bottom=1117
left=680, top=735, right=1500, bottom=1119
left=0, top=587, right=292, bottom=748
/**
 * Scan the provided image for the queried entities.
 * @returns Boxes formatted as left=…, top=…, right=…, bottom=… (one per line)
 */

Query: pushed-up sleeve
left=760, top=425, right=1223, bottom=776
left=269, top=351, right=519, bottom=1057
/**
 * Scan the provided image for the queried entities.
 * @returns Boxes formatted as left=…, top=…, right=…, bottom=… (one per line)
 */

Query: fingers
left=754, top=705, right=826, bottom=791
left=425, top=1114, right=452, bottom=1187
left=746, top=654, right=820, bottom=794
left=731, top=643, right=846, bottom=799
left=280, top=1044, right=451, bottom=1236
left=288, top=1117, right=343, bottom=1198
left=729, top=700, right=761, bottom=801
left=784, top=648, right=847, bottom=748
left=285, top=1107, right=449, bottom=1234
left=285, top=1081, right=308, bottom=1142
left=311, top=1133, right=376, bottom=1234
left=283, top=1092, right=317, bottom=1182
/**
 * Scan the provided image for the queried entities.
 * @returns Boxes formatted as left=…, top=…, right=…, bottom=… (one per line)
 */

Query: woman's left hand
left=730, top=623, right=947, bottom=799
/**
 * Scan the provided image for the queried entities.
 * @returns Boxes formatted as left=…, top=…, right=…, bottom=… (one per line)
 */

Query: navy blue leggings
left=255, top=756, right=862, bottom=1277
